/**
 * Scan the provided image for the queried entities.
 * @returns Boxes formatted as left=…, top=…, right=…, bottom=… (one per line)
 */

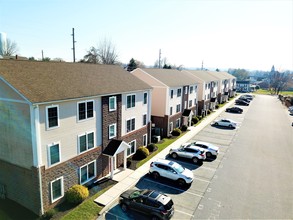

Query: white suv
left=149, top=159, right=194, bottom=186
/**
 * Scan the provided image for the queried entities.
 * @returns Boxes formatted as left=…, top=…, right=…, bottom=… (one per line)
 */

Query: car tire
left=177, top=178, right=186, bottom=187
left=121, top=203, right=128, bottom=212
left=215, top=122, right=219, bottom=126
left=151, top=215, right=159, bottom=220
left=192, top=157, right=198, bottom=164
left=206, top=152, right=212, bottom=158
left=152, top=172, right=160, bottom=180
left=229, top=124, right=233, bottom=128
left=171, top=152, right=178, bottom=159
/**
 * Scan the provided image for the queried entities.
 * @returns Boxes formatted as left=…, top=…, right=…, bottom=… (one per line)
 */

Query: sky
left=0, top=0, right=292, bottom=71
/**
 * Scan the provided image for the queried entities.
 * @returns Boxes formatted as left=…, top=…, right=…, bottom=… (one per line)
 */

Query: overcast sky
left=1, top=0, right=292, bottom=71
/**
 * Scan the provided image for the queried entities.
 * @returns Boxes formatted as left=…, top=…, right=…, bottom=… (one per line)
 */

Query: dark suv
left=119, top=189, right=174, bottom=220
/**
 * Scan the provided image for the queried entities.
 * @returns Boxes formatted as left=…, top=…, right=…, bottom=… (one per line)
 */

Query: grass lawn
left=254, top=89, right=293, bottom=96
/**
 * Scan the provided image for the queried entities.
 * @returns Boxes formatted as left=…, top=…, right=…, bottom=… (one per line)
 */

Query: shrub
left=192, top=116, right=199, bottom=124
left=147, top=143, right=157, bottom=152
left=207, top=109, right=212, bottom=114
left=65, top=185, right=89, bottom=205
left=215, top=104, right=219, bottom=109
left=171, top=128, right=182, bottom=136
left=42, top=209, right=56, bottom=220
left=133, top=147, right=149, bottom=160
left=181, top=124, right=188, bottom=131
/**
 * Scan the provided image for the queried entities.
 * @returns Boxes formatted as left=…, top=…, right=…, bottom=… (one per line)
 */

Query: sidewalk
left=95, top=100, right=235, bottom=217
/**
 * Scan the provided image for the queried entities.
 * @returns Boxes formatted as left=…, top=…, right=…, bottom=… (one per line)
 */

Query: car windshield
left=172, top=162, right=184, bottom=173
left=130, top=190, right=143, bottom=199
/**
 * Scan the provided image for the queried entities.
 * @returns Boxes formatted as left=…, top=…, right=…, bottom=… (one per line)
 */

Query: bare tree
left=0, top=38, right=19, bottom=56
left=97, top=38, right=119, bottom=64
left=83, top=46, right=99, bottom=64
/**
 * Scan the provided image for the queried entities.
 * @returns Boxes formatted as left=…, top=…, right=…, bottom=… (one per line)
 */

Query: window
left=46, top=106, right=59, bottom=129
left=127, top=140, right=136, bottom=156
left=48, top=143, right=60, bottom=166
left=78, top=101, right=94, bottom=121
left=143, top=93, right=148, bottom=104
left=79, top=132, right=94, bottom=153
left=184, top=87, right=188, bottom=94
left=80, top=160, right=96, bottom=184
left=170, top=90, right=173, bottom=99
left=127, top=94, right=135, bottom=108
left=189, top=100, right=192, bottom=107
left=143, top=114, right=147, bottom=126
left=109, top=124, right=116, bottom=139
left=51, top=177, right=63, bottom=203
left=194, top=99, right=197, bottom=106
left=189, top=86, right=193, bottom=94
left=143, top=134, right=147, bottom=146
left=177, top=88, right=181, bottom=97
left=109, top=96, right=116, bottom=111
left=169, top=122, right=173, bottom=133
left=184, top=101, right=187, bottom=109
left=126, top=118, right=135, bottom=133
left=176, top=118, right=181, bottom=128
left=176, top=104, right=181, bottom=113
left=208, top=94, right=210, bottom=99
left=170, top=107, right=173, bottom=115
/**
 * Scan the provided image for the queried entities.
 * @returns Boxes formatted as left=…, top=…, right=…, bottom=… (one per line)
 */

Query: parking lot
left=102, top=104, right=250, bottom=220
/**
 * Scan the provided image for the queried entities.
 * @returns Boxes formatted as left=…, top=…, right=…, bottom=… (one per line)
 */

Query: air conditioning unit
left=152, top=136, right=161, bottom=143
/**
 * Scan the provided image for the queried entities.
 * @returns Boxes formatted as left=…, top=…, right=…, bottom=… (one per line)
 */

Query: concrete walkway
left=95, top=100, right=235, bottom=216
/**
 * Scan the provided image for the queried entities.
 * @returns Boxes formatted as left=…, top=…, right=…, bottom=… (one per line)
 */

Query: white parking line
left=193, top=176, right=211, bottom=183
left=175, top=209, right=195, bottom=217
left=144, top=178, right=204, bottom=198
left=197, top=165, right=217, bottom=171
left=104, top=210, right=128, bottom=220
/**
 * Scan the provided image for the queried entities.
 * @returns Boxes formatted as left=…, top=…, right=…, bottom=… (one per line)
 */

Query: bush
left=147, top=143, right=157, bottom=152
left=133, top=147, right=149, bottom=160
left=181, top=124, right=188, bottom=131
left=171, top=128, right=182, bottom=136
left=192, top=116, right=199, bottom=124
left=42, top=209, right=56, bottom=220
left=65, top=185, right=89, bottom=205
left=207, top=109, right=212, bottom=114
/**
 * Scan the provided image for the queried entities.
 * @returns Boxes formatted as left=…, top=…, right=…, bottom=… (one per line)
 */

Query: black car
left=239, top=96, right=251, bottom=103
left=119, top=189, right=174, bottom=220
left=225, top=107, right=243, bottom=113
left=235, top=99, right=249, bottom=106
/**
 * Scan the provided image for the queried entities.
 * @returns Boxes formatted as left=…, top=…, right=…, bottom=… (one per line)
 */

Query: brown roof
left=0, top=60, right=151, bottom=103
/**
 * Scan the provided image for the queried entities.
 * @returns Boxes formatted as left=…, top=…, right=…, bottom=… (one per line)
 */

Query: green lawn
left=254, top=89, right=293, bottom=96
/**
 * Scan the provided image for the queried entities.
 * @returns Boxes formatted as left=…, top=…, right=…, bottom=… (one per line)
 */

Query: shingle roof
left=184, top=70, right=219, bottom=82
left=0, top=60, right=151, bottom=103
left=141, top=68, right=200, bottom=87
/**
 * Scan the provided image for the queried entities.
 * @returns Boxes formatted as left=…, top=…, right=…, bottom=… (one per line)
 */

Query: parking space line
left=193, top=176, right=211, bottom=183
left=175, top=209, right=194, bottom=217
left=144, top=178, right=204, bottom=198
left=198, top=165, right=217, bottom=171
left=104, top=210, right=128, bottom=220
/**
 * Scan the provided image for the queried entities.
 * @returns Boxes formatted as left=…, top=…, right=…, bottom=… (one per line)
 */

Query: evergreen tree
left=127, top=58, right=137, bottom=72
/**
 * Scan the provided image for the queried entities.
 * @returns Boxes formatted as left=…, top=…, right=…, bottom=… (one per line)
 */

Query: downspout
left=31, top=104, right=44, bottom=215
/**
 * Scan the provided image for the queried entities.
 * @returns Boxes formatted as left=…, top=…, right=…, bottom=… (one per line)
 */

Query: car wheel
left=151, top=216, right=159, bottom=220
left=152, top=172, right=160, bottom=180
left=192, top=157, right=198, bottom=164
left=171, top=152, right=178, bottom=159
left=229, top=124, right=233, bottom=128
left=215, top=122, right=219, bottom=126
left=121, top=203, right=128, bottom=212
left=177, top=178, right=186, bottom=186
left=206, top=152, right=212, bottom=158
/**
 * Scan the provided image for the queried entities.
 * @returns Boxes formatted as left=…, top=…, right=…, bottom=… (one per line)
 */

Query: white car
left=149, top=159, right=194, bottom=186
left=184, top=141, right=219, bottom=158
left=169, top=145, right=206, bottom=164
left=214, top=119, right=237, bottom=128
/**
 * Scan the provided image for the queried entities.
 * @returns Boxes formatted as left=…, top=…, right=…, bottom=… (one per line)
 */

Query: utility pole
left=41, top=50, right=44, bottom=61
left=159, top=49, right=161, bottom=69
left=71, top=28, right=76, bottom=62
left=201, top=60, right=204, bottom=70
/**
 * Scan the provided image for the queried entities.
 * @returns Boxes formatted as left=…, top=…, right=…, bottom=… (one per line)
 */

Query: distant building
left=236, top=80, right=251, bottom=92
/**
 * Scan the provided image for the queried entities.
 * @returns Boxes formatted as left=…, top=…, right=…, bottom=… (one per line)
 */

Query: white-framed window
left=80, top=160, right=96, bottom=185
left=46, top=105, right=59, bottom=129
left=184, top=101, right=187, bottom=109
left=126, top=94, right=135, bottom=108
left=170, top=107, right=173, bottom=115
left=48, top=142, right=61, bottom=166
left=78, top=131, right=94, bottom=153
left=143, top=134, right=147, bottom=146
left=143, top=92, right=148, bottom=105
left=176, top=118, right=181, bottom=128
left=176, top=104, right=181, bottom=113
left=177, top=88, right=182, bottom=97
left=170, top=90, right=174, bottom=99
left=109, top=124, right=116, bottom=139
left=189, top=100, right=192, bottom=107
left=50, top=177, right=64, bottom=203
left=127, top=140, right=136, bottom=156
left=126, top=118, right=135, bottom=133
left=189, top=86, right=193, bottom=94
left=109, top=96, right=116, bottom=111
left=169, top=122, right=173, bottom=133
left=208, top=94, right=210, bottom=99
left=78, top=100, right=94, bottom=121
left=142, top=114, right=147, bottom=126
left=194, top=98, right=197, bottom=106
left=185, top=87, right=188, bottom=94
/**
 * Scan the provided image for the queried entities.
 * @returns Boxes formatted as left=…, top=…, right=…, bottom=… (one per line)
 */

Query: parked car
left=226, top=106, right=243, bottom=113
left=235, top=99, right=249, bottom=106
left=239, top=96, right=251, bottom=103
left=242, top=94, right=254, bottom=100
left=149, top=159, right=194, bottom=186
left=119, top=189, right=174, bottom=220
left=213, top=119, right=237, bottom=128
left=186, top=141, right=219, bottom=158
left=169, top=144, right=206, bottom=163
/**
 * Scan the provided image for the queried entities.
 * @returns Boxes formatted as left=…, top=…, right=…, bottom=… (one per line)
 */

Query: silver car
left=186, top=141, right=219, bottom=158
left=169, top=145, right=206, bottom=164
left=214, top=118, right=237, bottom=128
left=149, top=159, right=194, bottom=186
